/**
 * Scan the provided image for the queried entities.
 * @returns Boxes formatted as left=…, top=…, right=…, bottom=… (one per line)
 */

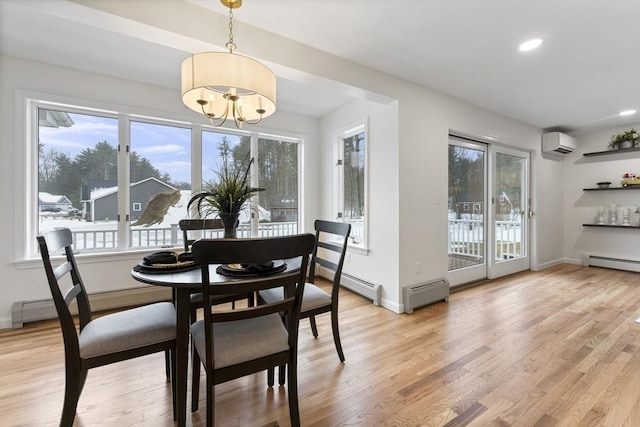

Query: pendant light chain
left=226, top=6, right=236, bottom=53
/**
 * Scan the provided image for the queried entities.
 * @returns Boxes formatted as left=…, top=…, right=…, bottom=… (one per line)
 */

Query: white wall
left=395, top=85, right=551, bottom=304
left=319, top=87, right=557, bottom=312
left=0, top=55, right=321, bottom=328
left=320, top=99, right=400, bottom=310
left=563, top=124, right=640, bottom=264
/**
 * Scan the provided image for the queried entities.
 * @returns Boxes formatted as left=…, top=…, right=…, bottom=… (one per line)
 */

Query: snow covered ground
left=39, top=190, right=277, bottom=250
left=40, top=190, right=269, bottom=232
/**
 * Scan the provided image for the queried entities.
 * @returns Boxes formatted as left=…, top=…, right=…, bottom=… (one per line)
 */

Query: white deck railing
left=69, top=222, right=298, bottom=251
left=68, top=218, right=520, bottom=258
left=448, top=219, right=522, bottom=259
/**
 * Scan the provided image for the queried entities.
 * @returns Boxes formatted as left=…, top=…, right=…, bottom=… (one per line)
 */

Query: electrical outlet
left=346, top=253, right=351, bottom=263
left=416, top=261, right=422, bottom=274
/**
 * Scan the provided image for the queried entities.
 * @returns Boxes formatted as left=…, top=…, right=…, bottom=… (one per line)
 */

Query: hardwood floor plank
left=594, top=348, right=640, bottom=426
left=621, top=393, right=640, bottom=427
left=1, top=264, right=638, bottom=426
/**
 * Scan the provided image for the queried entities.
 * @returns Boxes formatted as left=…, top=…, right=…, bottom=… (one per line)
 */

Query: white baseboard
left=582, top=254, right=640, bottom=272
left=10, top=286, right=172, bottom=329
left=535, top=258, right=569, bottom=270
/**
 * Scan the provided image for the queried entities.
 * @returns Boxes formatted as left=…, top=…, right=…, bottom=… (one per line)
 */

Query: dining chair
left=178, top=219, right=254, bottom=317
left=37, top=227, right=177, bottom=427
left=258, top=220, right=351, bottom=380
left=190, top=234, right=316, bottom=427
left=179, top=218, right=222, bottom=252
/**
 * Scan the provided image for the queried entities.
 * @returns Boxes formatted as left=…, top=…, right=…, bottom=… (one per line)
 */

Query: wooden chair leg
left=279, top=364, right=286, bottom=386
left=171, top=348, right=177, bottom=421
left=267, top=367, right=275, bottom=387
left=61, top=367, right=84, bottom=427
left=287, top=361, right=301, bottom=427
left=78, top=369, right=88, bottom=396
left=331, top=309, right=345, bottom=362
left=170, top=288, right=177, bottom=381
left=164, top=350, right=171, bottom=379
left=309, top=316, right=319, bottom=338
left=191, top=346, right=201, bottom=412
left=206, top=368, right=215, bottom=427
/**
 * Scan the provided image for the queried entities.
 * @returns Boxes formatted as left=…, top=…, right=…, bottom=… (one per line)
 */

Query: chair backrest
left=191, top=234, right=316, bottom=368
left=37, top=228, right=92, bottom=357
left=179, top=218, right=223, bottom=251
left=309, top=220, right=351, bottom=296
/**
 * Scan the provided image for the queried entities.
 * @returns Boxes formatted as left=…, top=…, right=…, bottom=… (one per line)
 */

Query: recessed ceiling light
left=518, top=38, right=543, bottom=52
left=619, top=109, right=637, bottom=116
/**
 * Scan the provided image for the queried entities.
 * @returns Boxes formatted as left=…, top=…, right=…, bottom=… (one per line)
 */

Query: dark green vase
left=219, top=212, right=240, bottom=238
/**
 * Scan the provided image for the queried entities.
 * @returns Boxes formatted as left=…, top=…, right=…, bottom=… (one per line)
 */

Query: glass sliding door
left=447, top=137, right=487, bottom=285
left=446, top=136, right=531, bottom=286
left=489, top=146, right=530, bottom=278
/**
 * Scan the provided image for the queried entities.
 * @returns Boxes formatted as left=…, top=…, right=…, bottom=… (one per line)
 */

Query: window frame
left=16, top=92, right=305, bottom=263
left=332, top=118, right=369, bottom=253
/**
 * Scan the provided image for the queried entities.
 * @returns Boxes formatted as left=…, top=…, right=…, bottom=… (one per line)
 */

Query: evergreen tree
left=53, top=154, right=81, bottom=206
left=75, top=141, right=117, bottom=181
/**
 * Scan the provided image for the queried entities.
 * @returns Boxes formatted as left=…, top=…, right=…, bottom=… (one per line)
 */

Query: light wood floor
left=1, top=264, right=639, bottom=426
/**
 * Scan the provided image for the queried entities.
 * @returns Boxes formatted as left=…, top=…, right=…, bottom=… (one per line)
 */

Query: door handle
left=528, top=209, right=534, bottom=219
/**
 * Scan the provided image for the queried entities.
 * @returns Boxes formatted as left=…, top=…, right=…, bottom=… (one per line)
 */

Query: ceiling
left=1, top=0, right=639, bottom=134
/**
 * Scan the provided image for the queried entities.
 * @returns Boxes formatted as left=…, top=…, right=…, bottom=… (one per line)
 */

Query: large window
left=129, top=120, right=191, bottom=248
left=38, top=109, right=120, bottom=250
left=200, top=130, right=299, bottom=238
left=27, top=98, right=301, bottom=258
left=334, top=121, right=367, bottom=249
left=258, top=137, right=299, bottom=235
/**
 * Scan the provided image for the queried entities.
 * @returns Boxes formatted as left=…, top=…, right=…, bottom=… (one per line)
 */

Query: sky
left=39, top=111, right=195, bottom=184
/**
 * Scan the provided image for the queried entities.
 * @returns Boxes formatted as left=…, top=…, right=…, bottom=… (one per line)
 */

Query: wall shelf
left=583, top=147, right=640, bottom=157
left=583, top=186, right=640, bottom=191
left=583, top=224, right=640, bottom=229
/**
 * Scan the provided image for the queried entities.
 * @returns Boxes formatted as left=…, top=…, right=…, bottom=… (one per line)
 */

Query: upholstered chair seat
left=79, top=302, right=176, bottom=359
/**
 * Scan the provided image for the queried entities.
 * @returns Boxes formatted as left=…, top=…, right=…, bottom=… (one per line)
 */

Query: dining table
left=131, top=258, right=302, bottom=427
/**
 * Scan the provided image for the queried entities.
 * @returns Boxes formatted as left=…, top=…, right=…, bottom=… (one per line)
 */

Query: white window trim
left=14, top=90, right=307, bottom=264
left=332, top=118, right=369, bottom=253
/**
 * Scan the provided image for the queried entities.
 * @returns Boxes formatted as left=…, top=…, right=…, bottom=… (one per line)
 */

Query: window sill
left=348, top=245, right=369, bottom=256
left=13, top=247, right=179, bottom=270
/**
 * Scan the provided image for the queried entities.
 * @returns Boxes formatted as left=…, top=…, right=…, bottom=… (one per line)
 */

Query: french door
left=489, top=146, right=530, bottom=278
left=446, top=135, right=530, bottom=286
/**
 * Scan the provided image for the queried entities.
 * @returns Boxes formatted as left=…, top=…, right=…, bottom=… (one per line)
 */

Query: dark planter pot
left=219, top=212, right=240, bottom=238
left=619, top=140, right=634, bottom=149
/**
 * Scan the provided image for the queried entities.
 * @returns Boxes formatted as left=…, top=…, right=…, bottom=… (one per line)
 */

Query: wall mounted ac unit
left=542, top=132, right=576, bottom=154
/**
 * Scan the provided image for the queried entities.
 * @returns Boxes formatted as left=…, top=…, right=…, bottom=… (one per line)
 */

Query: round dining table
left=131, top=259, right=301, bottom=427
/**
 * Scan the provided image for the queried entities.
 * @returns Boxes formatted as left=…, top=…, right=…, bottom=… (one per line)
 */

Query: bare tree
left=38, top=143, right=61, bottom=192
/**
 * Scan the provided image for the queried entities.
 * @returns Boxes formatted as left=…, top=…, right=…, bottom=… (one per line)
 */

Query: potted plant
left=609, top=128, right=639, bottom=150
left=187, top=149, right=263, bottom=238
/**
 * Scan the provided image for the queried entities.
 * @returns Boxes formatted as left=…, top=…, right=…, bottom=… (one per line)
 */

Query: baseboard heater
left=402, top=278, right=449, bottom=314
left=582, top=255, right=640, bottom=272
left=317, top=266, right=382, bottom=306
left=11, top=287, right=172, bottom=329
